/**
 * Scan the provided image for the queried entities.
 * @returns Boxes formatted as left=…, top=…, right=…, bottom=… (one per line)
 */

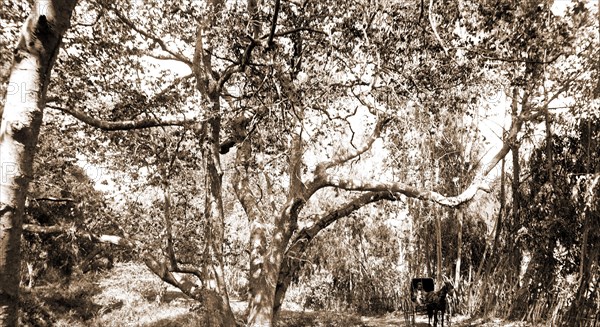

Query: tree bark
left=486, top=158, right=505, bottom=277
left=231, top=118, right=272, bottom=327
left=0, top=2, right=77, bottom=325
left=201, top=108, right=236, bottom=327
left=246, top=121, right=306, bottom=327
left=435, top=210, right=443, bottom=285
left=190, top=0, right=238, bottom=323
left=454, top=208, right=463, bottom=286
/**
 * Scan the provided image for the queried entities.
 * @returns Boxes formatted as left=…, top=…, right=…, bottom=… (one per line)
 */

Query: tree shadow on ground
left=143, top=289, right=190, bottom=304
left=20, top=281, right=125, bottom=325
left=278, top=310, right=368, bottom=327
left=143, top=311, right=205, bottom=327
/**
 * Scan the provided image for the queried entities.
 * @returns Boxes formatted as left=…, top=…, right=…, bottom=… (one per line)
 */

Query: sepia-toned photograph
left=0, top=0, right=598, bottom=326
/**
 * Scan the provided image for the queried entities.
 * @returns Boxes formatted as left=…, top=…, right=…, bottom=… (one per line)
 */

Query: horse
left=425, top=281, right=454, bottom=327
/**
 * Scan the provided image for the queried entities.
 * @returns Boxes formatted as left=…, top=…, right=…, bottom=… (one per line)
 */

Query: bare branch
left=266, top=27, right=326, bottom=38
left=323, top=175, right=481, bottom=207
left=33, top=197, right=75, bottom=202
left=48, top=73, right=198, bottom=130
left=267, top=0, right=281, bottom=48
left=315, top=115, right=391, bottom=175
left=145, top=53, right=188, bottom=62
left=290, top=191, right=399, bottom=250
left=319, top=109, right=525, bottom=207
left=104, top=3, right=192, bottom=67
left=429, top=0, right=448, bottom=55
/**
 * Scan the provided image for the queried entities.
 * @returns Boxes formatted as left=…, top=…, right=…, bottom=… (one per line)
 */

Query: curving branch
left=428, top=0, right=448, bottom=55
left=289, top=192, right=399, bottom=252
left=273, top=191, right=401, bottom=316
left=47, top=72, right=198, bottom=130
left=49, top=104, right=240, bottom=154
left=323, top=175, right=482, bottom=207
left=317, top=107, right=526, bottom=208
left=33, top=197, right=75, bottom=202
left=23, top=222, right=204, bottom=298
left=48, top=105, right=194, bottom=130
left=266, top=27, right=326, bottom=38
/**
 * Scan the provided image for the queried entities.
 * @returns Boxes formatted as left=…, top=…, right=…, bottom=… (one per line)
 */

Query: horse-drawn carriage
left=403, top=277, right=453, bottom=327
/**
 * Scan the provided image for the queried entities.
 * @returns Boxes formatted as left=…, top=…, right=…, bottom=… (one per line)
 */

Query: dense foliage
left=1, top=0, right=598, bottom=326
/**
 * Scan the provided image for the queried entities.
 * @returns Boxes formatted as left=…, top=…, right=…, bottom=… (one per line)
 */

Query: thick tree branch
left=273, top=191, right=400, bottom=316
left=266, top=0, right=281, bottom=48
left=51, top=105, right=242, bottom=154
left=267, top=27, right=326, bottom=38
left=317, top=109, right=525, bottom=208
left=47, top=73, right=199, bottom=130
left=290, top=191, right=399, bottom=251
left=33, top=197, right=75, bottom=203
left=48, top=105, right=193, bottom=130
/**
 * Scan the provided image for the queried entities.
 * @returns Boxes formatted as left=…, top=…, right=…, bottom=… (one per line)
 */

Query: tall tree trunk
left=435, top=210, right=443, bottom=285
left=486, top=158, right=505, bottom=277
left=425, top=223, right=432, bottom=277
left=201, top=107, right=236, bottom=327
left=0, top=2, right=77, bottom=325
left=191, top=0, right=237, bottom=323
left=246, top=115, right=306, bottom=327
left=511, top=133, right=521, bottom=234
left=454, top=208, right=463, bottom=286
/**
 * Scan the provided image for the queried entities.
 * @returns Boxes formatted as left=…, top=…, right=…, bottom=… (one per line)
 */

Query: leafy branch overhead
left=1, top=0, right=598, bottom=326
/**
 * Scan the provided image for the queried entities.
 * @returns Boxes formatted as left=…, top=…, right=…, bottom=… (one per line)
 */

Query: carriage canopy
left=411, top=278, right=435, bottom=293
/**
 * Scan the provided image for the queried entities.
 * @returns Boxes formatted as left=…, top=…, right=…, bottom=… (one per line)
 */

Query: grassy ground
left=20, top=263, right=202, bottom=327
left=19, top=263, right=535, bottom=326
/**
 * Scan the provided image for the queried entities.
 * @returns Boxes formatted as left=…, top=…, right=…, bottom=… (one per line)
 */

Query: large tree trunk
left=435, top=210, right=443, bottom=285
left=0, top=2, right=76, bottom=325
left=245, top=117, right=306, bottom=327
left=454, top=208, right=463, bottom=286
left=201, top=104, right=236, bottom=327
left=190, top=0, right=237, bottom=322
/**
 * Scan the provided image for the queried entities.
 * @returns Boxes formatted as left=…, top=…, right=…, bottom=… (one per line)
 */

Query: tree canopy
left=1, top=0, right=599, bottom=326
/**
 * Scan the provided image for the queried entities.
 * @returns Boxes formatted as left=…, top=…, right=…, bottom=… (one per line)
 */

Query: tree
left=514, top=116, right=599, bottom=324
left=2, top=1, right=596, bottom=326
left=0, top=1, right=77, bottom=325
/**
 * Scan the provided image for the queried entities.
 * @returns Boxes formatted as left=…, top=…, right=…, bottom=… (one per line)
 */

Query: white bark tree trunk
left=455, top=208, right=463, bottom=287
left=0, top=1, right=77, bottom=325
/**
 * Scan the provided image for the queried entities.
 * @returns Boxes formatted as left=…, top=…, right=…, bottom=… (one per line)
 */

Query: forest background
left=0, top=0, right=598, bottom=326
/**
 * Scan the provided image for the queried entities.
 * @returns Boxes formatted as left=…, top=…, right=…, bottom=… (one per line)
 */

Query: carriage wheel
left=402, top=298, right=416, bottom=327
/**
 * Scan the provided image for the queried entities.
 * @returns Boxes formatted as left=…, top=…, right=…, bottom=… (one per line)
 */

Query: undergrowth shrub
left=19, top=279, right=102, bottom=326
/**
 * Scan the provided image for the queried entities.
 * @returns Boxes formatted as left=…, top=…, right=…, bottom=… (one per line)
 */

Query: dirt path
left=360, top=313, right=530, bottom=327
left=360, top=312, right=466, bottom=327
